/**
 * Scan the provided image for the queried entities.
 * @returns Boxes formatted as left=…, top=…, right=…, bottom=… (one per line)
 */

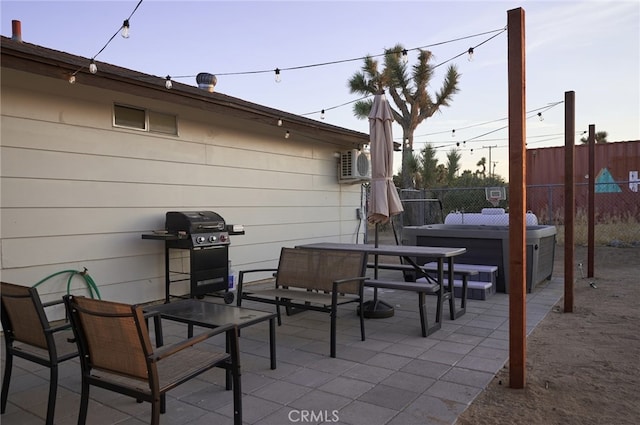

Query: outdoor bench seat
left=237, top=247, right=367, bottom=358
left=367, top=262, right=479, bottom=319
left=364, top=279, right=442, bottom=336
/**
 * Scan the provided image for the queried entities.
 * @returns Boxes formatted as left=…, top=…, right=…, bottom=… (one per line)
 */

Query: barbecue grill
left=142, top=211, right=244, bottom=303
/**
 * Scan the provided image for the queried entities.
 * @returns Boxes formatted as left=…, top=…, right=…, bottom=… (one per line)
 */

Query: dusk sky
left=2, top=0, right=638, bottom=178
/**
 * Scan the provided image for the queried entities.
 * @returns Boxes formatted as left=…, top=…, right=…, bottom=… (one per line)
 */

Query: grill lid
left=166, top=211, right=226, bottom=234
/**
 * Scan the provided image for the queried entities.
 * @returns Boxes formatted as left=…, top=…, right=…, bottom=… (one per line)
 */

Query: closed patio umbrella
left=368, top=93, right=404, bottom=225
left=363, top=92, right=404, bottom=318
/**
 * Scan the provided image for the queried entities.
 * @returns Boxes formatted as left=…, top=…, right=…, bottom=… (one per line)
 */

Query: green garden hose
left=32, top=268, right=102, bottom=299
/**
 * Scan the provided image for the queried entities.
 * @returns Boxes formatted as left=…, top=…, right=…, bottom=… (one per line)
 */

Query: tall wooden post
left=507, top=7, right=526, bottom=389
left=564, top=91, right=575, bottom=312
left=588, top=124, right=595, bottom=277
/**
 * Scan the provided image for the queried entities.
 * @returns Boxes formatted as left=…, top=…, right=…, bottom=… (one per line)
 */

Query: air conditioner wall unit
left=339, top=149, right=371, bottom=183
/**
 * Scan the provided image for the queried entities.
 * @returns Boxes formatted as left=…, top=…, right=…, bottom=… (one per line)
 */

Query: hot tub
left=402, top=223, right=557, bottom=293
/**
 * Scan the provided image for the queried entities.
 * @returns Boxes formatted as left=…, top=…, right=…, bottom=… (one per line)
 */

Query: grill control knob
left=209, top=235, right=217, bottom=242
left=196, top=236, right=205, bottom=244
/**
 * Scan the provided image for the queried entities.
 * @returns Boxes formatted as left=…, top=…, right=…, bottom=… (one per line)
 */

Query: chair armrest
left=239, top=268, right=278, bottom=277
left=42, top=298, right=65, bottom=308
left=332, top=276, right=367, bottom=294
left=238, top=268, right=278, bottom=295
left=333, top=276, right=367, bottom=286
left=149, top=323, right=237, bottom=362
left=47, top=322, right=72, bottom=333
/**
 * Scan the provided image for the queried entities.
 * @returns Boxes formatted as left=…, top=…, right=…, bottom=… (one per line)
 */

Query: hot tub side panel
left=403, top=225, right=556, bottom=294
left=411, top=235, right=507, bottom=292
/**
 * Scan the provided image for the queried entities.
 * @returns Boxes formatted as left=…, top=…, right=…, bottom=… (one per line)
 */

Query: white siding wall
left=0, top=70, right=366, bottom=314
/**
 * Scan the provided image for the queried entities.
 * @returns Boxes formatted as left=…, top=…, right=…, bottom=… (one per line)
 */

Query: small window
left=149, top=110, right=177, bottom=135
left=114, top=104, right=146, bottom=130
left=114, top=104, right=178, bottom=135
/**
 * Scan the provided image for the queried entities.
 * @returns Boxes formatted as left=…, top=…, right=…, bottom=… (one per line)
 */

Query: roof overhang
left=1, top=36, right=369, bottom=150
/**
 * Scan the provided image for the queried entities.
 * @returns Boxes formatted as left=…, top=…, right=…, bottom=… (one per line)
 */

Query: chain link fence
left=377, top=183, right=640, bottom=247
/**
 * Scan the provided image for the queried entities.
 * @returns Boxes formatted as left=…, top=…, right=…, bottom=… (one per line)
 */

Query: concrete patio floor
left=1, top=270, right=563, bottom=425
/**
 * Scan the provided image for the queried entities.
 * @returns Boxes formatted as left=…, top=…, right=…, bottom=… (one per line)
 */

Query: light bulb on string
left=401, top=49, right=408, bottom=64
left=284, top=130, right=290, bottom=139
left=165, top=76, right=173, bottom=90
left=68, top=74, right=76, bottom=84
left=451, top=129, right=456, bottom=138
left=89, top=60, right=97, bottom=74
left=121, top=19, right=130, bottom=38
left=537, top=112, right=544, bottom=121
left=467, top=47, right=474, bottom=61
left=277, top=118, right=283, bottom=127
left=274, top=68, right=281, bottom=83
left=320, top=109, right=325, bottom=120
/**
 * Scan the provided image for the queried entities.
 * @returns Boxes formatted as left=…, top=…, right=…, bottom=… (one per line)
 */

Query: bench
left=237, top=247, right=367, bottom=358
left=422, top=262, right=497, bottom=300
left=364, top=279, right=442, bottom=337
left=367, top=261, right=478, bottom=320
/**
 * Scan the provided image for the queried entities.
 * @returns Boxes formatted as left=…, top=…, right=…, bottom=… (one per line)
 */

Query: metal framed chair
left=63, top=294, right=242, bottom=425
left=1, top=281, right=79, bottom=425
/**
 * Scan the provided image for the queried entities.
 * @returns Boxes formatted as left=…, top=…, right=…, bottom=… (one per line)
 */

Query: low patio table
left=144, top=299, right=277, bottom=372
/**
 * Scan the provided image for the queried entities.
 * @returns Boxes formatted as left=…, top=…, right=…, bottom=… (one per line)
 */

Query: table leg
left=447, top=258, right=456, bottom=320
left=225, top=331, right=232, bottom=391
left=154, top=315, right=164, bottom=347
left=269, top=317, right=276, bottom=370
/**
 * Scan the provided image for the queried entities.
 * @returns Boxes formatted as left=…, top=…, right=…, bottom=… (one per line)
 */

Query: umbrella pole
left=361, top=222, right=394, bottom=318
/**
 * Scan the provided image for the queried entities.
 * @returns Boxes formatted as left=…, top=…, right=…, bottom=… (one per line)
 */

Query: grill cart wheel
left=223, top=292, right=235, bottom=304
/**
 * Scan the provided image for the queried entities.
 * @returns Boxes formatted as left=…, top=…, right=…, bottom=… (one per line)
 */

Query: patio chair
left=1, top=281, right=79, bottom=425
left=63, top=295, right=242, bottom=425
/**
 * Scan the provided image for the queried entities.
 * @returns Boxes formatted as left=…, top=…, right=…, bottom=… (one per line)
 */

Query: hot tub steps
left=421, top=262, right=498, bottom=300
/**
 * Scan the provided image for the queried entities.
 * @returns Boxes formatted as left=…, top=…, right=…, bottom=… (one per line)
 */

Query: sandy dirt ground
left=456, top=245, right=640, bottom=425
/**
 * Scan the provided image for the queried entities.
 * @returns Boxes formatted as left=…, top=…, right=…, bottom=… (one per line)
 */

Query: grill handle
left=198, top=224, right=224, bottom=230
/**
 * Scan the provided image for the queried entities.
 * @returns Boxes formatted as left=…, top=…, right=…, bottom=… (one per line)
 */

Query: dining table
left=296, top=242, right=467, bottom=320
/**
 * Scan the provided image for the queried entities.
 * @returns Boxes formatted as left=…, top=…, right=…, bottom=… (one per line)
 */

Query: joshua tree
left=445, top=148, right=462, bottom=183
left=476, top=157, right=487, bottom=178
left=580, top=131, right=608, bottom=144
left=348, top=43, right=460, bottom=188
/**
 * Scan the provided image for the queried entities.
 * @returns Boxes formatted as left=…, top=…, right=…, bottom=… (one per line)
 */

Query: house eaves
left=1, top=36, right=369, bottom=150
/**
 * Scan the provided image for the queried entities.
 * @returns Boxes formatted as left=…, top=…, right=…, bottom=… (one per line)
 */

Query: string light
left=451, top=129, right=456, bottom=138
left=284, top=130, right=290, bottom=139
left=158, top=27, right=505, bottom=106
left=277, top=118, right=283, bottom=127
left=412, top=103, right=568, bottom=156
left=121, top=19, right=130, bottom=39
left=537, top=112, right=544, bottom=121
left=467, top=47, right=474, bottom=61
left=70, top=12, right=504, bottom=123
left=66, top=0, right=143, bottom=82
left=165, top=75, right=172, bottom=89
left=301, top=28, right=506, bottom=118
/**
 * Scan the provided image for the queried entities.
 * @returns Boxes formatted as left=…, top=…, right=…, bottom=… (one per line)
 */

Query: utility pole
left=483, top=145, right=498, bottom=177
